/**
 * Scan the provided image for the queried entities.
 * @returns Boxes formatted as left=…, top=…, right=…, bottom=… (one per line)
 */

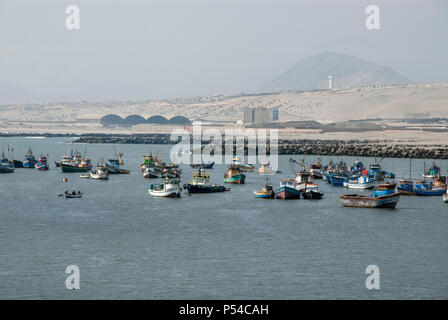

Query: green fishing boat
left=224, top=165, right=246, bottom=184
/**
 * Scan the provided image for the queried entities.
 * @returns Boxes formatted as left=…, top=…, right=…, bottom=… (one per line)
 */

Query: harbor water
left=0, top=137, right=447, bottom=299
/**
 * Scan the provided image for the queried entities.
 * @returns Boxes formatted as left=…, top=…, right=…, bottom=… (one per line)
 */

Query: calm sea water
left=0, top=137, right=447, bottom=299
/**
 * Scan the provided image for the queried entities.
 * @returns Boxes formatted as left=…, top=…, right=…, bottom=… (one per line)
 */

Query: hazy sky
left=1, top=0, right=447, bottom=101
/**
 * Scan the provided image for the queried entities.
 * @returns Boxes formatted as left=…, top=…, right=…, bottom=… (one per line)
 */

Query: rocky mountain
left=262, top=51, right=411, bottom=92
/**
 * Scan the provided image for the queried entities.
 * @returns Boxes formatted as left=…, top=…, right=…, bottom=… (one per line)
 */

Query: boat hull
left=23, top=161, right=36, bottom=168
left=148, top=189, right=180, bottom=197
left=330, top=176, right=346, bottom=187
left=253, top=191, right=275, bottom=198
left=343, top=181, right=376, bottom=189
left=186, top=184, right=229, bottom=193
left=274, top=186, right=301, bottom=199
left=301, top=190, right=324, bottom=200
left=414, top=188, right=446, bottom=196
left=35, top=165, right=49, bottom=170
left=61, top=164, right=91, bottom=172
left=190, top=162, right=214, bottom=169
left=340, top=193, right=400, bottom=208
left=224, top=173, right=246, bottom=184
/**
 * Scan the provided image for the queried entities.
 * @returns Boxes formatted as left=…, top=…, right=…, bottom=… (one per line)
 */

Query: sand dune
left=0, top=83, right=447, bottom=124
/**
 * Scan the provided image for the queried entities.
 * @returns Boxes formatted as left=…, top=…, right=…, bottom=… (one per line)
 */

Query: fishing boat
left=350, top=160, right=365, bottom=174
left=35, top=155, right=49, bottom=170
left=224, top=165, right=246, bottom=184
left=60, top=150, right=92, bottom=172
left=55, top=150, right=77, bottom=168
left=343, top=173, right=376, bottom=189
left=185, top=169, right=230, bottom=193
left=253, top=178, right=275, bottom=198
left=339, top=192, right=400, bottom=209
left=105, top=159, right=130, bottom=174
left=328, top=173, right=347, bottom=186
left=309, top=159, right=323, bottom=179
left=423, top=162, right=440, bottom=179
left=289, top=158, right=314, bottom=191
left=300, top=183, right=324, bottom=200
left=0, top=149, right=15, bottom=173
left=413, top=180, right=446, bottom=196
left=61, top=158, right=92, bottom=172
left=23, top=147, right=37, bottom=168
left=89, top=164, right=109, bottom=180
left=397, top=158, right=416, bottom=195
left=190, top=161, right=214, bottom=169
left=373, top=183, right=397, bottom=196
left=60, top=191, right=83, bottom=199
left=148, top=178, right=181, bottom=198
left=397, top=179, right=416, bottom=195
left=141, top=152, right=156, bottom=172
left=0, top=160, right=14, bottom=173
left=295, top=171, right=313, bottom=191
left=143, top=165, right=159, bottom=178
left=258, top=162, right=273, bottom=175
left=275, top=180, right=301, bottom=200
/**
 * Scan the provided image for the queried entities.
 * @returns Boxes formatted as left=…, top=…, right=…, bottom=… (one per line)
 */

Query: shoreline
left=2, top=133, right=447, bottom=159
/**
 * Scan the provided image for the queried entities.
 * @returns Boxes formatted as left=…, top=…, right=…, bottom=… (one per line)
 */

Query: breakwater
left=66, top=134, right=448, bottom=159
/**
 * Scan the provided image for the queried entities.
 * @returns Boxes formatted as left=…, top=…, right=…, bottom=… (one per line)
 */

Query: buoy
left=62, top=177, right=68, bottom=182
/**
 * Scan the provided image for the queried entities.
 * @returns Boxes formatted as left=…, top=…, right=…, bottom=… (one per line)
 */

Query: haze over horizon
left=1, top=0, right=447, bottom=103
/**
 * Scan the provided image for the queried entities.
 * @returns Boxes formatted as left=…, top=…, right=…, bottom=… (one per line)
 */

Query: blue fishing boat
left=413, top=181, right=446, bottom=196
left=23, top=147, right=37, bottom=168
left=373, top=183, right=396, bottom=196
left=274, top=180, right=301, bottom=199
left=328, top=173, right=347, bottom=187
left=397, top=179, right=416, bottom=195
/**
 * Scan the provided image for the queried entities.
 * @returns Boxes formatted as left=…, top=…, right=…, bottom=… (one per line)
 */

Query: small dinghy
left=80, top=174, right=90, bottom=179
left=59, top=191, right=83, bottom=199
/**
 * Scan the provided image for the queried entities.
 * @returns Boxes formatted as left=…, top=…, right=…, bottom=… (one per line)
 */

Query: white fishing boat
left=148, top=178, right=181, bottom=197
left=343, top=175, right=376, bottom=189
left=143, top=165, right=159, bottom=178
left=295, top=171, right=312, bottom=191
left=89, top=165, right=109, bottom=180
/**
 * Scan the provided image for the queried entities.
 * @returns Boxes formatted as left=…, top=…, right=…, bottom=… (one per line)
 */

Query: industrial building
left=243, top=107, right=278, bottom=124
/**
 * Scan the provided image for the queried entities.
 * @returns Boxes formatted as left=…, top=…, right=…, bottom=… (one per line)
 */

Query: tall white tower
left=328, top=75, right=333, bottom=90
